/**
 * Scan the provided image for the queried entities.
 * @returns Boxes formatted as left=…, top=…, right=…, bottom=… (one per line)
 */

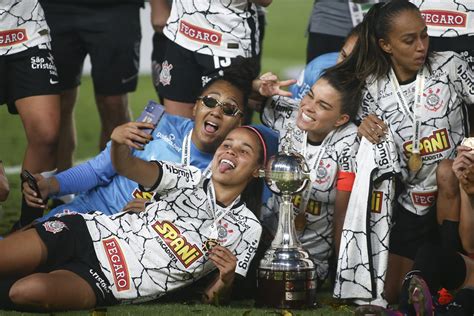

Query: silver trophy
left=256, top=128, right=317, bottom=309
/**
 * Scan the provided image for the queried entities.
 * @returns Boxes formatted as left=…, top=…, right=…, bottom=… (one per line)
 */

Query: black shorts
left=42, top=3, right=141, bottom=94
left=34, top=215, right=118, bottom=306
left=389, top=202, right=440, bottom=260
left=306, top=32, right=345, bottom=64
left=151, top=32, right=168, bottom=97
left=0, top=44, right=60, bottom=114
left=156, top=37, right=245, bottom=103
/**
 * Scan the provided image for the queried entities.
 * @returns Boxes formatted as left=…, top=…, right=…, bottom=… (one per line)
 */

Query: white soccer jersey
left=0, top=1, right=51, bottom=55
left=261, top=96, right=359, bottom=280
left=360, top=51, right=474, bottom=215
left=411, top=0, right=474, bottom=37
left=83, top=161, right=262, bottom=303
left=163, top=0, right=259, bottom=58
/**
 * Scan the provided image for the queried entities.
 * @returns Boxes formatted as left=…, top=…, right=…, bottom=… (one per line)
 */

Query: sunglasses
left=198, top=95, right=243, bottom=117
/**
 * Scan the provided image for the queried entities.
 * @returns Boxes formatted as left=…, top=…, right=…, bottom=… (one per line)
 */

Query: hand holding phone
left=21, top=170, right=42, bottom=199
left=135, top=101, right=165, bottom=134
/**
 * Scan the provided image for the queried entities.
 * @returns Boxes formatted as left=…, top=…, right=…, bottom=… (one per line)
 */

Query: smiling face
left=378, top=9, right=429, bottom=81
left=211, top=128, right=263, bottom=188
left=296, top=78, right=349, bottom=142
left=192, top=80, right=244, bottom=153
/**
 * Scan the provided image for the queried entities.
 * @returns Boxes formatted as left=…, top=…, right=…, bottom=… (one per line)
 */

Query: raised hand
left=110, top=122, right=154, bottom=151
left=255, top=72, right=296, bottom=98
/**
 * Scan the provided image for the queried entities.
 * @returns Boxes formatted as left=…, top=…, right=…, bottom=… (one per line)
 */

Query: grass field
left=0, top=1, right=357, bottom=314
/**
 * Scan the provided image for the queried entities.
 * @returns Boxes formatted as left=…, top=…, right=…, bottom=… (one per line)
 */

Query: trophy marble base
left=256, top=248, right=317, bottom=309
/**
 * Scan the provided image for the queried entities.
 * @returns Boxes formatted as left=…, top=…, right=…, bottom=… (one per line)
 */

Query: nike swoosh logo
left=95, top=282, right=105, bottom=298
left=50, top=79, right=58, bottom=84
left=121, top=73, right=138, bottom=84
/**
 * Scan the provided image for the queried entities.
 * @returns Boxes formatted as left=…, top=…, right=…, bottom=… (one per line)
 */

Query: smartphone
left=133, top=101, right=165, bottom=147
left=136, top=101, right=165, bottom=135
left=21, top=170, right=42, bottom=199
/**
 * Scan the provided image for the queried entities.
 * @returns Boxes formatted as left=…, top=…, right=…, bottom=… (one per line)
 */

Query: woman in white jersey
left=255, top=66, right=362, bottom=284
left=334, top=0, right=474, bottom=304
left=0, top=126, right=269, bottom=310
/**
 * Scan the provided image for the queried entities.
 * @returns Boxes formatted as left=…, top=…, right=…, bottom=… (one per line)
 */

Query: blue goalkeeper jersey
left=289, top=52, right=338, bottom=101
left=42, top=113, right=213, bottom=220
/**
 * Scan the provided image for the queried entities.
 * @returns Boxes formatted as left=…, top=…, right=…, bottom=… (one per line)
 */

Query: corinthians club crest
left=423, top=88, right=443, bottom=112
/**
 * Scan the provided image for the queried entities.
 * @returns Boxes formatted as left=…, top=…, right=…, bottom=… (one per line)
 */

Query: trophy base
left=256, top=267, right=317, bottom=309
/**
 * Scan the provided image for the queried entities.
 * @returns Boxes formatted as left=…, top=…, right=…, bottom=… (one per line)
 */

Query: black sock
left=445, top=288, right=474, bottom=316
left=440, top=220, right=463, bottom=252
left=19, top=196, right=43, bottom=227
left=399, top=244, right=467, bottom=315
left=0, top=277, right=18, bottom=310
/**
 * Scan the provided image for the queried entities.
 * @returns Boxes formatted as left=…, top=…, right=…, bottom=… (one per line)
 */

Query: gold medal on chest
left=408, top=152, right=422, bottom=172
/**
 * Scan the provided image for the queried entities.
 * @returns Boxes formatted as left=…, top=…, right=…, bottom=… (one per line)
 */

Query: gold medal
left=294, top=211, right=306, bottom=231
left=408, top=152, right=422, bottom=172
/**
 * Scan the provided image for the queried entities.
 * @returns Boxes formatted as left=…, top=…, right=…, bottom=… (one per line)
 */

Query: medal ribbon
left=297, top=129, right=336, bottom=215
left=182, top=128, right=212, bottom=179
left=388, top=67, right=426, bottom=156
left=206, top=180, right=240, bottom=241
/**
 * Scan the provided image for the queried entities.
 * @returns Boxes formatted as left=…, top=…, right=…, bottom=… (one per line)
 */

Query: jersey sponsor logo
left=421, top=10, right=467, bottom=28
left=273, top=100, right=293, bottom=119
left=292, top=195, right=322, bottom=216
left=43, top=220, right=68, bottom=234
left=30, top=55, right=57, bottom=72
left=371, top=191, right=383, bottom=213
left=163, top=163, right=193, bottom=183
left=153, top=220, right=203, bottom=268
left=179, top=20, right=222, bottom=46
left=131, top=188, right=154, bottom=200
left=403, top=128, right=451, bottom=158
left=154, top=131, right=181, bottom=152
left=237, top=239, right=258, bottom=270
left=102, top=238, right=130, bottom=292
left=159, top=60, right=173, bottom=86
left=411, top=191, right=437, bottom=207
left=339, top=146, right=353, bottom=171
left=0, top=29, right=27, bottom=46
left=458, top=66, right=474, bottom=95
left=89, top=269, right=111, bottom=298
left=423, top=88, right=443, bottom=112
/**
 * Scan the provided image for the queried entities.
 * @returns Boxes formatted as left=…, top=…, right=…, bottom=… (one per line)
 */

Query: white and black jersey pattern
left=83, top=161, right=262, bottom=303
left=261, top=96, right=359, bottom=281
left=163, top=0, right=259, bottom=58
left=0, top=1, right=51, bottom=55
left=411, top=0, right=474, bottom=37
left=335, top=134, right=400, bottom=307
left=360, top=51, right=474, bottom=215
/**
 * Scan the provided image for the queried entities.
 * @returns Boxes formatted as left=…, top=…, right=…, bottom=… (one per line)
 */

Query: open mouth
left=218, top=159, right=236, bottom=173
left=301, top=112, right=315, bottom=123
left=204, top=121, right=219, bottom=133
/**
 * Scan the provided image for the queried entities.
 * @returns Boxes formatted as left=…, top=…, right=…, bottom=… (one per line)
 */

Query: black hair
left=320, top=65, right=363, bottom=121
left=199, top=57, right=259, bottom=116
left=336, top=0, right=431, bottom=83
left=346, top=21, right=363, bottom=43
left=239, top=127, right=266, bottom=217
